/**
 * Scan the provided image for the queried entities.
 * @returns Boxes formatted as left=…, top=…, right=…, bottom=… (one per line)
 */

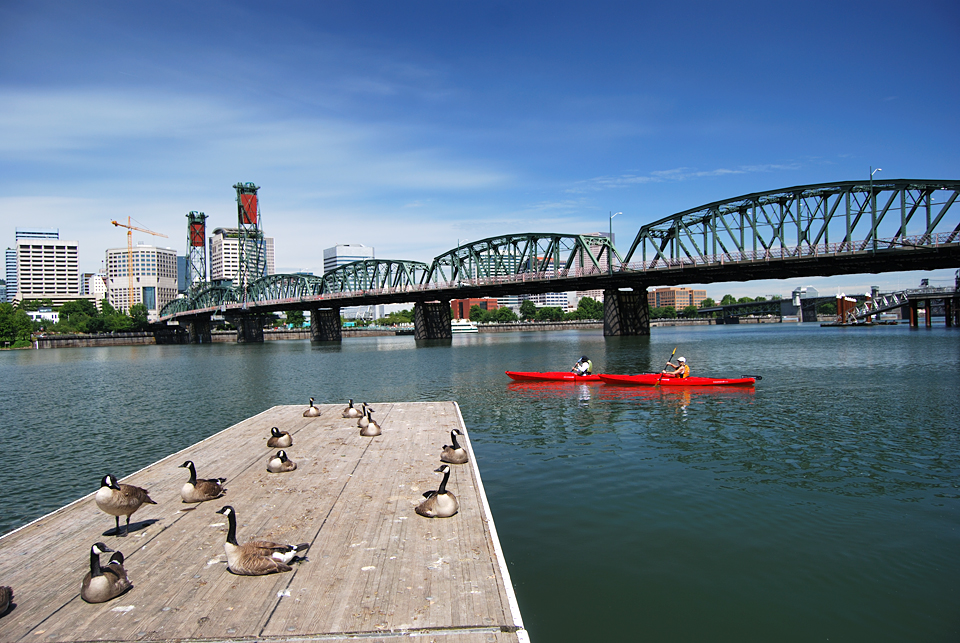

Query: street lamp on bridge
left=609, top=211, right=621, bottom=275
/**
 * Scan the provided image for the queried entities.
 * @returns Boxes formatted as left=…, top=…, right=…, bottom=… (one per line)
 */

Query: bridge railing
left=620, top=231, right=957, bottom=273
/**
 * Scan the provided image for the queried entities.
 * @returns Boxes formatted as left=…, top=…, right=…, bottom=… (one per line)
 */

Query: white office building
left=86, top=272, right=108, bottom=310
left=323, top=244, right=375, bottom=273
left=209, top=227, right=275, bottom=283
left=13, top=230, right=88, bottom=307
left=105, top=244, right=178, bottom=319
left=323, top=244, right=376, bottom=319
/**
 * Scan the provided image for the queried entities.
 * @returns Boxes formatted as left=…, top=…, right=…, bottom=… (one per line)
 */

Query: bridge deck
left=0, top=403, right=526, bottom=643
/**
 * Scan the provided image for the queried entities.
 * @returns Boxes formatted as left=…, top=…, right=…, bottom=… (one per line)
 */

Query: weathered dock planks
left=0, top=402, right=528, bottom=642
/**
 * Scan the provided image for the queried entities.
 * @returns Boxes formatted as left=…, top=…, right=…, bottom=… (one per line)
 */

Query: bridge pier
left=310, top=308, right=342, bottom=342
left=185, top=317, right=213, bottom=344
left=414, top=301, right=452, bottom=339
left=603, top=288, right=650, bottom=336
left=229, top=314, right=266, bottom=343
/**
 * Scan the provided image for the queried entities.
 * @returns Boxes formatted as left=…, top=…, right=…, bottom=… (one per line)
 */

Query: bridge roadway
left=160, top=179, right=960, bottom=340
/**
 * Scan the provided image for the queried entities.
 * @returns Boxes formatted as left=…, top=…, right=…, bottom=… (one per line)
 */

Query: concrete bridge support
left=310, top=308, right=342, bottom=342
left=603, top=288, right=650, bottom=336
left=231, top=314, right=266, bottom=343
left=185, top=317, right=213, bottom=344
left=414, top=301, right=452, bottom=339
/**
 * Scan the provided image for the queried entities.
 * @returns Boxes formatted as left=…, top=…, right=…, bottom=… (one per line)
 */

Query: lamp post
left=870, top=167, right=881, bottom=251
left=608, top=212, right=621, bottom=275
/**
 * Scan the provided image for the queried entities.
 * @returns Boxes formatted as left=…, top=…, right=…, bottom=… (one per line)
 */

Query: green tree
left=699, top=297, right=716, bottom=308
left=493, top=306, right=518, bottom=323
left=720, top=294, right=737, bottom=305
left=576, top=296, right=603, bottom=320
left=682, top=305, right=699, bottom=317
left=129, top=303, right=149, bottom=331
left=535, top=306, right=564, bottom=321
left=381, top=308, right=414, bottom=325
left=519, top=300, right=537, bottom=320
left=737, top=296, right=754, bottom=304
left=469, top=305, right=484, bottom=322
left=0, top=302, right=35, bottom=346
left=286, top=310, right=305, bottom=328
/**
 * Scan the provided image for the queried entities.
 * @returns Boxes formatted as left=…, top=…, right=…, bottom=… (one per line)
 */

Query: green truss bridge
left=159, top=178, right=960, bottom=340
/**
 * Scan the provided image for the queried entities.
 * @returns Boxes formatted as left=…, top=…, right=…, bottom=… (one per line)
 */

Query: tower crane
left=110, top=218, right=168, bottom=312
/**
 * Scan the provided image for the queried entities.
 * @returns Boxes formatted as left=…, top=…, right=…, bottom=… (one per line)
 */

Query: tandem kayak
left=505, top=371, right=605, bottom=382
left=598, top=373, right=756, bottom=386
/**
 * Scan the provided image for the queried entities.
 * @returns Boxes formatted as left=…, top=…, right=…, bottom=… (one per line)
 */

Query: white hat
left=677, top=357, right=686, bottom=363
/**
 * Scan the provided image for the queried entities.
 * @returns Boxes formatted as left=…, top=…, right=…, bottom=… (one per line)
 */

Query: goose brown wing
left=195, top=478, right=226, bottom=498
left=244, top=540, right=294, bottom=555
left=119, top=484, right=156, bottom=506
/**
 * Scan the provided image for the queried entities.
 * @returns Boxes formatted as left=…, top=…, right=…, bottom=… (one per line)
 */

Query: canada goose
left=178, top=461, right=226, bottom=503
left=80, top=542, right=132, bottom=603
left=342, top=399, right=361, bottom=418
left=440, top=429, right=469, bottom=464
left=95, top=474, right=156, bottom=536
left=415, top=465, right=459, bottom=518
left=267, top=426, right=293, bottom=448
left=302, top=397, right=320, bottom=418
left=0, top=586, right=11, bottom=617
left=267, top=450, right=297, bottom=473
left=215, top=506, right=310, bottom=575
left=359, top=407, right=381, bottom=436
left=357, top=403, right=371, bottom=428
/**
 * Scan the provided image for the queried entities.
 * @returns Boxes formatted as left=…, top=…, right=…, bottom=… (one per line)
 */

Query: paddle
left=656, top=347, right=677, bottom=387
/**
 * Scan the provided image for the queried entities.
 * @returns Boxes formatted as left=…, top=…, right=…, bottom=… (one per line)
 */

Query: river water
left=1, top=324, right=958, bottom=641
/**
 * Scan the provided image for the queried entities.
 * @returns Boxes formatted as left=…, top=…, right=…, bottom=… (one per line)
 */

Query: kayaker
left=572, top=356, right=593, bottom=376
left=663, top=356, right=690, bottom=378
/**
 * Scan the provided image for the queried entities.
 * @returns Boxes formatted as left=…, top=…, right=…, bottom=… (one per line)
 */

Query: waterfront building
left=451, top=298, right=499, bottom=319
left=12, top=229, right=93, bottom=308
left=653, top=287, right=708, bottom=309
left=105, top=243, right=178, bottom=319
left=209, top=227, right=275, bottom=282
left=522, top=292, right=570, bottom=309
left=0, top=279, right=5, bottom=303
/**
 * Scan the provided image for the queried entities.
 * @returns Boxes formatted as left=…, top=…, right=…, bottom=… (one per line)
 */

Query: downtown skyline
left=2, top=0, right=958, bottom=298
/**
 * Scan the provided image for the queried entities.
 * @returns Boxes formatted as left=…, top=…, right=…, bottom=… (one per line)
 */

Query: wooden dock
left=0, top=402, right=528, bottom=642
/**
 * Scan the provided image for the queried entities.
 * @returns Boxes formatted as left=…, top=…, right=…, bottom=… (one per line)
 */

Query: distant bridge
left=159, top=179, right=960, bottom=340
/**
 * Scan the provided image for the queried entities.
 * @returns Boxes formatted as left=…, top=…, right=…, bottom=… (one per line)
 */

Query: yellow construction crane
left=111, top=218, right=168, bottom=312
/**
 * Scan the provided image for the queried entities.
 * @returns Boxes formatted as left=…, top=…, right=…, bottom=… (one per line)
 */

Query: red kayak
left=599, top=373, right=756, bottom=386
left=506, top=371, right=604, bottom=382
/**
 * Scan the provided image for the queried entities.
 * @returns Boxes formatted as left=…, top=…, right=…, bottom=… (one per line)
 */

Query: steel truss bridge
left=160, top=179, right=960, bottom=322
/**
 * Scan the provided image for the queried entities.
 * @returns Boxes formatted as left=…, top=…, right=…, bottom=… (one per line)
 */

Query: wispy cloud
left=566, top=163, right=802, bottom=193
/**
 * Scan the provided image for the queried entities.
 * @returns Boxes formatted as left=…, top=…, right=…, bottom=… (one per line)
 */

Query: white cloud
left=567, top=163, right=803, bottom=193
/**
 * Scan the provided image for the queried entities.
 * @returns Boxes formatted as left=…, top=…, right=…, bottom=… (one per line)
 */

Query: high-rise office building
left=209, top=227, right=275, bottom=282
left=323, top=244, right=374, bottom=273
left=7, top=228, right=64, bottom=303
left=13, top=228, right=89, bottom=307
left=323, top=244, right=376, bottom=319
left=105, top=244, right=178, bottom=318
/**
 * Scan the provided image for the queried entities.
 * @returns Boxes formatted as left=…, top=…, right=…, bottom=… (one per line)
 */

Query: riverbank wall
left=30, top=317, right=804, bottom=349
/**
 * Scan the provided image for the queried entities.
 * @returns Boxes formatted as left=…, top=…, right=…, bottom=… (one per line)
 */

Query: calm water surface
left=1, top=324, right=958, bottom=641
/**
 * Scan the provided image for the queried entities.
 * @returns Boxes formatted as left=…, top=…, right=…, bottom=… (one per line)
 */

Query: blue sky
left=2, top=0, right=958, bottom=298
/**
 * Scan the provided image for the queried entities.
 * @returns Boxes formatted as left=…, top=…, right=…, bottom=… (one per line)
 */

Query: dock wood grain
left=0, top=403, right=528, bottom=643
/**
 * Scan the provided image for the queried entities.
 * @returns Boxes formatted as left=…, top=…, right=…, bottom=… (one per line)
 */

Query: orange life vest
left=677, top=364, right=690, bottom=378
